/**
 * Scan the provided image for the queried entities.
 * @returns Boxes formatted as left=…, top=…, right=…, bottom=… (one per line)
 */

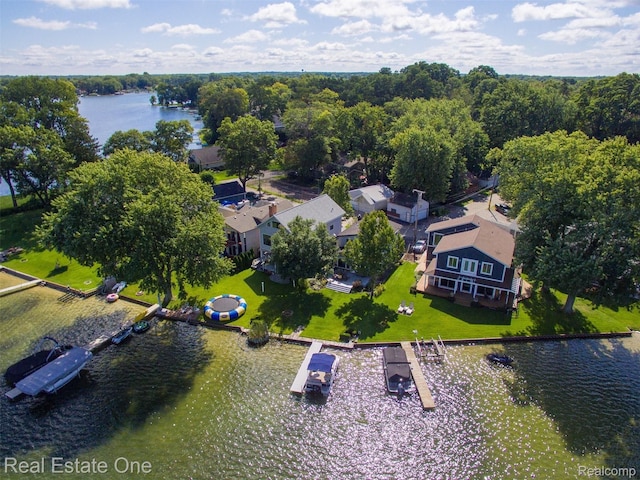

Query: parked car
left=496, top=203, right=511, bottom=215
left=413, top=240, right=427, bottom=254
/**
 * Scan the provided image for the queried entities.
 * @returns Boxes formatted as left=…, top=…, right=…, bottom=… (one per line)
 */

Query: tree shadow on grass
left=257, top=291, right=330, bottom=335
left=506, top=286, right=597, bottom=336
left=501, top=336, right=640, bottom=471
left=335, top=296, right=399, bottom=340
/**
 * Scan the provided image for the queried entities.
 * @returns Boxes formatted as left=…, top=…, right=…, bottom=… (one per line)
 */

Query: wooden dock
left=0, top=279, right=41, bottom=298
left=290, top=341, right=323, bottom=394
left=400, top=341, right=435, bottom=410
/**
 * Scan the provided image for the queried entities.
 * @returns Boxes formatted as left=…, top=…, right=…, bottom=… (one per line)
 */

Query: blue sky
left=1, top=0, right=639, bottom=76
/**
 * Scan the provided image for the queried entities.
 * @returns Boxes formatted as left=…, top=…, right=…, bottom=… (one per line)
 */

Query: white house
left=349, top=184, right=394, bottom=215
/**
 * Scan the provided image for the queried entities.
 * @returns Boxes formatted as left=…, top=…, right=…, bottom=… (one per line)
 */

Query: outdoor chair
left=397, top=300, right=407, bottom=314
left=405, top=302, right=414, bottom=315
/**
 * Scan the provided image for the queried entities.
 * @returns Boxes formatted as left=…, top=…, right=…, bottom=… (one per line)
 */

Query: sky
left=1, top=0, right=639, bottom=77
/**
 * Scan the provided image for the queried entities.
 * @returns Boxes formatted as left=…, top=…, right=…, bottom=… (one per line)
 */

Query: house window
left=329, top=224, right=334, bottom=231
left=263, top=234, right=271, bottom=246
left=480, top=262, right=493, bottom=276
left=432, top=233, right=443, bottom=246
left=461, top=258, right=478, bottom=275
left=439, top=278, right=455, bottom=290
left=447, top=256, right=459, bottom=269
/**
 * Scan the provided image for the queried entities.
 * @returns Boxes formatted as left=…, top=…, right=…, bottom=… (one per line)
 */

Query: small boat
left=4, top=337, right=72, bottom=386
left=304, top=353, right=339, bottom=397
left=132, top=320, right=150, bottom=333
left=486, top=353, right=514, bottom=366
left=112, top=326, right=133, bottom=344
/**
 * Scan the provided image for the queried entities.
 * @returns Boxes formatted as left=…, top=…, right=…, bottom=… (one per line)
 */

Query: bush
left=232, top=249, right=255, bottom=273
left=373, top=283, right=386, bottom=297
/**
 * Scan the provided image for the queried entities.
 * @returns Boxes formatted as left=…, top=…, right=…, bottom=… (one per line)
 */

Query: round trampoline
left=204, top=294, right=247, bottom=322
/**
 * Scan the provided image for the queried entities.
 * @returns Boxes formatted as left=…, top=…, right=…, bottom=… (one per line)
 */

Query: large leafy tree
left=323, top=174, right=354, bottom=217
left=495, top=131, right=640, bottom=313
left=38, top=150, right=232, bottom=306
left=198, top=83, right=250, bottom=144
left=102, top=129, right=153, bottom=156
left=215, top=115, right=277, bottom=191
left=152, top=119, right=193, bottom=162
left=270, top=216, right=338, bottom=283
left=338, top=102, right=388, bottom=182
left=344, top=210, right=405, bottom=299
left=389, top=126, right=454, bottom=203
left=281, top=89, right=343, bottom=180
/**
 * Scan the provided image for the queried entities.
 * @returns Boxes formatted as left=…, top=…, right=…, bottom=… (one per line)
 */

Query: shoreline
left=1, top=265, right=633, bottom=348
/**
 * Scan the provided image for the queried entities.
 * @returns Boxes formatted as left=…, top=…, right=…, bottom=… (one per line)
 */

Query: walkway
left=400, top=341, right=435, bottom=410
left=290, top=341, right=323, bottom=394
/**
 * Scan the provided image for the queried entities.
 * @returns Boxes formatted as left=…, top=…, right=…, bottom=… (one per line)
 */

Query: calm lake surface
left=1, top=275, right=639, bottom=479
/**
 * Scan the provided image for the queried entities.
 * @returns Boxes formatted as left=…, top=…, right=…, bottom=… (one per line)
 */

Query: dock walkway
left=290, top=341, right=323, bottom=394
left=400, top=341, right=435, bottom=410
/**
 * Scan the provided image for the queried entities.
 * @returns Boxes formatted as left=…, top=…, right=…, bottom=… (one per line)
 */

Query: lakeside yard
left=2, top=208, right=638, bottom=342
left=2, top=246, right=638, bottom=342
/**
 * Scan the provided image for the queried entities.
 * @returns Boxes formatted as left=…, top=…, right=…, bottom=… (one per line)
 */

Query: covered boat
left=383, top=347, right=413, bottom=394
left=14, top=347, right=93, bottom=396
left=4, top=337, right=72, bottom=386
left=304, top=353, right=339, bottom=396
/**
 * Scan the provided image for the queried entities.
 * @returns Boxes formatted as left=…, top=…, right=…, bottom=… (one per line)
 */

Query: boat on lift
left=4, top=337, right=72, bottom=386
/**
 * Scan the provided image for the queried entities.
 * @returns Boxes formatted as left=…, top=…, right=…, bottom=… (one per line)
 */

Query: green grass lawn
left=3, top=208, right=638, bottom=342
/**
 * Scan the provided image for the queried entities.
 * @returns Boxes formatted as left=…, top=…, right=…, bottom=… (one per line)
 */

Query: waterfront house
left=258, top=194, right=345, bottom=261
left=220, top=198, right=294, bottom=257
left=417, top=215, right=521, bottom=308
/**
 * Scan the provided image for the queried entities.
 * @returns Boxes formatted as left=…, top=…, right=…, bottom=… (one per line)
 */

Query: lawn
left=2, top=207, right=638, bottom=342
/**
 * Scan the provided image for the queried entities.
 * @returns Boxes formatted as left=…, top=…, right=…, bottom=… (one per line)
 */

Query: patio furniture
left=405, top=302, right=414, bottom=315
left=397, top=300, right=407, bottom=314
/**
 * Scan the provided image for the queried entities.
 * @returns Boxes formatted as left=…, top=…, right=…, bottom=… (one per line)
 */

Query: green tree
left=199, top=83, right=250, bottom=143
left=339, top=102, right=388, bottom=182
left=389, top=126, right=454, bottom=203
left=38, top=150, right=232, bottom=306
left=344, top=210, right=405, bottom=299
left=215, top=115, right=277, bottom=191
left=102, top=129, right=153, bottom=156
left=270, top=216, right=338, bottom=283
left=152, top=119, right=193, bottom=162
left=323, top=174, right=354, bottom=217
left=495, top=131, right=640, bottom=313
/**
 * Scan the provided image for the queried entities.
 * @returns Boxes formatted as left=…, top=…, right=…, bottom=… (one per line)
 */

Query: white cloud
left=331, top=19, right=375, bottom=36
left=141, top=23, right=219, bottom=36
left=512, top=1, right=605, bottom=22
left=13, top=16, right=96, bottom=30
left=381, top=7, right=481, bottom=35
left=539, top=27, right=608, bottom=43
left=310, top=0, right=413, bottom=19
left=248, top=2, right=306, bottom=28
left=224, top=29, right=269, bottom=44
left=36, top=0, right=132, bottom=9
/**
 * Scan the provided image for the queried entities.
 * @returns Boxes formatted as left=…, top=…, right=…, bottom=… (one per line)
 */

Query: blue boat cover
left=307, top=353, right=335, bottom=373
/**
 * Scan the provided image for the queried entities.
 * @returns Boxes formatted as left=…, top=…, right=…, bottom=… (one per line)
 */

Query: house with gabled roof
left=349, top=184, right=394, bottom=215
left=417, top=214, right=521, bottom=308
left=220, top=198, right=294, bottom=257
left=258, top=194, right=345, bottom=260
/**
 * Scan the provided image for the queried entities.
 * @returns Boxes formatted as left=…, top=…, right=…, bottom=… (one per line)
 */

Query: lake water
left=0, top=92, right=203, bottom=197
left=1, top=276, right=639, bottom=479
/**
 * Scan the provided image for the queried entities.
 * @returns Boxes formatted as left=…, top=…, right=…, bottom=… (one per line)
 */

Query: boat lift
left=413, top=330, right=446, bottom=362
